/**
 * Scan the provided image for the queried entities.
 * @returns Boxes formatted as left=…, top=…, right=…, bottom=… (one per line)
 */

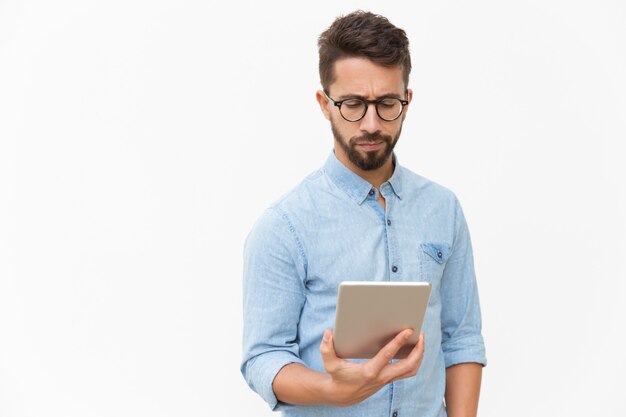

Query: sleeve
left=440, top=196, right=487, bottom=368
left=240, top=207, right=307, bottom=411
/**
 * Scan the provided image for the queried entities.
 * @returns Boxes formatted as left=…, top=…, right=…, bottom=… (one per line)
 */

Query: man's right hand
left=319, top=328, right=426, bottom=407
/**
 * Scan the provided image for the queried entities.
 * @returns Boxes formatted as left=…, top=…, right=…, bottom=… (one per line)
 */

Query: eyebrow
left=337, top=92, right=404, bottom=100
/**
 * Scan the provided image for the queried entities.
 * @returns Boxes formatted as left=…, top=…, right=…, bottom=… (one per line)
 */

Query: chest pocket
left=418, top=242, right=452, bottom=285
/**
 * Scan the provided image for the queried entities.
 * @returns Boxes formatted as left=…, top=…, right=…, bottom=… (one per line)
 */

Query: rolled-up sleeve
left=240, top=207, right=307, bottom=410
left=440, top=197, right=487, bottom=368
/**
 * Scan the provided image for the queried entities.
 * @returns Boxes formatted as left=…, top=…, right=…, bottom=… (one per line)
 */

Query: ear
left=316, top=90, right=331, bottom=120
left=401, top=88, right=413, bottom=122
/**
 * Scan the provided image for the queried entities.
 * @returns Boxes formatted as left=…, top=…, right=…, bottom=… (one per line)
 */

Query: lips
left=357, top=142, right=384, bottom=151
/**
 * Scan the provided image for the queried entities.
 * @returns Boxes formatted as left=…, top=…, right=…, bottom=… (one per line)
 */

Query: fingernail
left=323, top=330, right=330, bottom=341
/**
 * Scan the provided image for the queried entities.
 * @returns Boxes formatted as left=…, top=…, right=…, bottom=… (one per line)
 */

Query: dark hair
left=318, top=10, right=411, bottom=92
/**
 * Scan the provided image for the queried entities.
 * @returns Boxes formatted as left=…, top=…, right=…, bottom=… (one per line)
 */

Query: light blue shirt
left=241, top=152, right=487, bottom=417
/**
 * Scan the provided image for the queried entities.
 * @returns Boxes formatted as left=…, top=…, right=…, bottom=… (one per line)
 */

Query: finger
left=405, top=332, right=425, bottom=360
left=390, top=366, right=420, bottom=383
left=380, top=332, right=425, bottom=381
left=366, top=328, right=414, bottom=375
left=319, top=329, right=343, bottom=373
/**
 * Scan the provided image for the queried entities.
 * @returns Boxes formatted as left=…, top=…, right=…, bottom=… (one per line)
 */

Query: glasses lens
left=377, top=99, right=403, bottom=121
left=340, top=99, right=366, bottom=121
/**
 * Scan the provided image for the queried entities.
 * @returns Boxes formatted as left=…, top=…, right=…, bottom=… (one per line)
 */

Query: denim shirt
left=241, top=152, right=487, bottom=417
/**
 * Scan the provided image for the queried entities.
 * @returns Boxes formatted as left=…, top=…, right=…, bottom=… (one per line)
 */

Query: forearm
left=272, top=363, right=335, bottom=406
left=445, top=362, right=483, bottom=417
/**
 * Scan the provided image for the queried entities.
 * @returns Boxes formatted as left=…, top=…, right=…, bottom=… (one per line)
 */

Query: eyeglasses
left=323, top=90, right=409, bottom=122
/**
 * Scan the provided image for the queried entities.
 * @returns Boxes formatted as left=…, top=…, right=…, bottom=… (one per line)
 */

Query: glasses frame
left=323, top=90, right=409, bottom=122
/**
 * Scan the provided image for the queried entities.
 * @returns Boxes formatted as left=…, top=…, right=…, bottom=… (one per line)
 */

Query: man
left=241, top=10, right=487, bottom=417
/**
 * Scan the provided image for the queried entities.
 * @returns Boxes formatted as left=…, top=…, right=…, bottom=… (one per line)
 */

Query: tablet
left=333, top=281, right=431, bottom=359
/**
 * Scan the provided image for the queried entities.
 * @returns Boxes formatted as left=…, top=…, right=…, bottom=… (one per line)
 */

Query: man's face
left=317, top=57, right=412, bottom=172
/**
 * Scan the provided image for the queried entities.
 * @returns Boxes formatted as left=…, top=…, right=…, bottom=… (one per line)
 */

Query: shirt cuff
left=442, top=334, right=487, bottom=368
left=244, top=350, right=306, bottom=411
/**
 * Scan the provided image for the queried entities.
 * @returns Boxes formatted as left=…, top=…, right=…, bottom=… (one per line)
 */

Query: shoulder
left=271, top=168, right=326, bottom=210
left=245, top=168, right=326, bottom=248
left=399, top=165, right=460, bottom=207
left=258, top=167, right=333, bottom=227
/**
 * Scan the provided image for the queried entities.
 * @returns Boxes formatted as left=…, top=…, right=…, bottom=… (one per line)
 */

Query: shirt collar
left=323, top=151, right=403, bottom=205
left=387, top=156, right=403, bottom=200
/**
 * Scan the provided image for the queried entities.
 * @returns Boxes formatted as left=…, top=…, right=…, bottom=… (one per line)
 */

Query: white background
left=1, top=0, right=625, bottom=416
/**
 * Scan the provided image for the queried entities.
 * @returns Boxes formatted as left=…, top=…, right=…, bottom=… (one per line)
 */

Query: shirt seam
left=270, top=206, right=309, bottom=278
left=451, top=194, right=461, bottom=253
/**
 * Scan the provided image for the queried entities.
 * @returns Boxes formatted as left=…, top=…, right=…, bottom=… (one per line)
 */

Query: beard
left=331, top=119, right=402, bottom=171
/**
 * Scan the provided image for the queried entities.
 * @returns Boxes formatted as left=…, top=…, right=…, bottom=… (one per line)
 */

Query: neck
left=334, top=149, right=395, bottom=190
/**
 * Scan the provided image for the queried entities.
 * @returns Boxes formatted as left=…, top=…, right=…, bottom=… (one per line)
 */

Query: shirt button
left=392, top=411, right=398, bottom=417
left=437, top=251, right=443, bottom=258
left=387, top=219, right=391, bottom=226
left=369, top=189, right=375, bottom=196
left=392, top=266, right=398, bottom=273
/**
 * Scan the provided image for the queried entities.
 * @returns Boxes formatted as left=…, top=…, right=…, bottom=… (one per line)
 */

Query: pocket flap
left=420, top=242, right=452, bottom=264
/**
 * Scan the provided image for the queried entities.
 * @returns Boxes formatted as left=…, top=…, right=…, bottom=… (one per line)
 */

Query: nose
left=358, top=103, right=382, bottom=133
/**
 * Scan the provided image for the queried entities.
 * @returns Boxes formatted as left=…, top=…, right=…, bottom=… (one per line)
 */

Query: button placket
left=384, top=190, right=399, bottom=280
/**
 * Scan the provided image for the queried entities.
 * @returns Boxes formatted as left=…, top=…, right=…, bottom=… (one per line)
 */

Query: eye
left=343, top=99, right=363, bottom=108
left=379, top=99, right=398, bottom=108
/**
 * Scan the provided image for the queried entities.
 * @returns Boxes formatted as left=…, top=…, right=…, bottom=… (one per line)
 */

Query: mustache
left=350, top=132, right=392, bottom=144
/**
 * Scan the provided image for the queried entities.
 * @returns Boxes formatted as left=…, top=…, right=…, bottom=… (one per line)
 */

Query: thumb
left=319, top=329, right=340, bottom=373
